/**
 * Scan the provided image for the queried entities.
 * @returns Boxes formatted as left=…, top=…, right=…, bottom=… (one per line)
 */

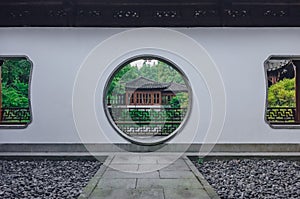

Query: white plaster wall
left=0, top=28, right=299, bottom=144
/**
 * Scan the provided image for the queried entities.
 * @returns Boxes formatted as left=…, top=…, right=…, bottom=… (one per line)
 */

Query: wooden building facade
left=125, top=77, right=187, bottom=106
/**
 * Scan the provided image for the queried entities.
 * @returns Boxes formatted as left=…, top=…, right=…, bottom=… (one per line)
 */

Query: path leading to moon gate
left=79, top=154, right=220, bottom=199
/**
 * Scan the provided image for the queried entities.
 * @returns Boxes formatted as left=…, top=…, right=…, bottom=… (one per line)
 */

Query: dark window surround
left=0, top=56, right=32, bottom=129
left=265, top=56, right=300, bottom=129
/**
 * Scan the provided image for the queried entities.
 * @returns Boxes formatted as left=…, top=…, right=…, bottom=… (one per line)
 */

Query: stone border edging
left=1, top=144, right=299, bottom=153
left=183, top=156, right=220, bottom=199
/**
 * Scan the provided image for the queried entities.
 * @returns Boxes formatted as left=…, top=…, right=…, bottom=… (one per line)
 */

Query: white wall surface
left=0, top=27, right=299, bottom=144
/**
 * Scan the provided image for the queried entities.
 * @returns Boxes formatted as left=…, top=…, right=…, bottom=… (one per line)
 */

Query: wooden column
left=125, top=92, right=128, bottom=105
left=294, top=61, right=300, bottom=122
left=151, top=93, right=154, bottom=105
left=159, top=92, right=162, bottom=105
left=134, top=92, right=137, bottom=105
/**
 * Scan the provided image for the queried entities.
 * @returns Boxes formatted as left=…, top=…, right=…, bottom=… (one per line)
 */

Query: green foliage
left=124, top=108, right=184, bottom=123
left=268, top=78, right=295, bottom=107
left=129, top=109, right=150, bottom=122
left=108, top=65, right=139, bottom=97
left=1, top=58, right=31, bottom=108
left=2, top=85, right=29, bottom=107
left=176, top=92, right=189, bottom=108
left=154, top=61, right=184, bottom=84
left=197, top=157, right=204, bottom=165
left=169, top=96, right=180, bottom=108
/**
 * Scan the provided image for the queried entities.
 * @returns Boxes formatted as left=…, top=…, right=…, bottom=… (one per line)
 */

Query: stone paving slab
left=80, top=155, right=220, bottom=199
left=164, top=188, right=211, bottom=199
left=110, top=154, right=183, bottom=165
left=137, top=164, right=169, bottom=172
left=136, top=178, right=203, bottom=189
left=102, top=170, right=160, bottom=179
left=96, top=179, right=137, bottom=189
left=139, top=155, right=162, bottom=164
left=110, top=155, right=140, bottom=164
left=159, top=170, right=195, bottom=179
left=137, top=159, right=190, bottom=172
left=156, top=156, right=186, bottom=164
left=108, top=164, right=139, bottom=172
left=160, top=162, right=191, bottom=171
left=89, top=188, right=164, bottom=199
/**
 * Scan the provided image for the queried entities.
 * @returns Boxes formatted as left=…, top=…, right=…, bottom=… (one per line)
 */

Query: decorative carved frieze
left=0, top=0, right=299, bottom=27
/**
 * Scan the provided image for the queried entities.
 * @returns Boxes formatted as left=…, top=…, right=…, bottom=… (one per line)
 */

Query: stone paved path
left=79, top=154, right=219, bottom=199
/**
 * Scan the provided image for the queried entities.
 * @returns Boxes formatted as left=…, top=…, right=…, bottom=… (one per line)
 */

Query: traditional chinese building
left=124, top=77, right=188, bottom=106
left=266, top=60, right=295, bottom=87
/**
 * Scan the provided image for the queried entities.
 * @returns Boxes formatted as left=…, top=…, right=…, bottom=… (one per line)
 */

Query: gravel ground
left=0, top=159, right=102, bottom=199
left=193, top=158, right=300, bottom=199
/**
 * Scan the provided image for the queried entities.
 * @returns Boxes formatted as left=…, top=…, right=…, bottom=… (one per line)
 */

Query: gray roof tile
left=125, top=76, right=188, bottom=92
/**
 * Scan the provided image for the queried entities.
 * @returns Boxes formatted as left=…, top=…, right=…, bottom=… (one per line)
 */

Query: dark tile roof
left=139, top=83, right=171, bottom=89
left=165, top=82, right=188, bottom=93
left=266, top=60, right=291, bottom=71
left=126, top=77, right=169, bottom=89
left=125, top=76, right=188, bottom=92
left=125, top=77, right=155, bottom=88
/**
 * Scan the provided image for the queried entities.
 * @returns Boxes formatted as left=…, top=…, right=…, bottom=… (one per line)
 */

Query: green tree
left=1, top=58, right=31, bottom=108
left=268, top=78, right=295, bottom=107
left=107, top=65, right=138, bottom=96
left=176, top=92, right=189, bottom=108
left=169, top=96, right=180, bottom=108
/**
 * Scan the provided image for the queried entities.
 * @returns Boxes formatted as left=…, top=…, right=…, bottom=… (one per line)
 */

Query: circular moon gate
left=73, top=28, right=226, bottom=172
left=103, top=56, right=192, bottom=145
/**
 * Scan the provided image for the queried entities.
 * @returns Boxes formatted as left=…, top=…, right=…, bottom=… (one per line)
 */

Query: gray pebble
left=0, top=160, right=102, bottom=199
left=193, top=158, right=300, bottom=199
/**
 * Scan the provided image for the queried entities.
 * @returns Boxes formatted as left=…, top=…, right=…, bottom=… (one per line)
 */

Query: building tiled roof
left=126, top=77, right=169, bottom=89
left=139, top=82, right=171, bottom=89
left=165, top=82, right=188, bottom=92
left=125, top=76, right=188, bottom=92
left=266, top=60, right=291, bottom=71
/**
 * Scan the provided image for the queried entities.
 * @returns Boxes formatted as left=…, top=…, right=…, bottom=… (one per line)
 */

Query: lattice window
left=154, top=93, right=160, bottom=104
left=0, top=57, right=32, bottom=128
left=265, top=56, right=300, bottom=128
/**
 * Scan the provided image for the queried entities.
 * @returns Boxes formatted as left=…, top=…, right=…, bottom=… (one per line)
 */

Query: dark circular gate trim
left=103, top=55, right=192, bottom=146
